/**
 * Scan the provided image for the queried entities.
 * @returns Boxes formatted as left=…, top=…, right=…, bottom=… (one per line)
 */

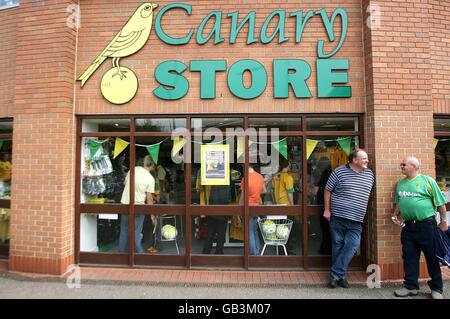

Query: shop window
left=82, top=119, right=130, bottom=133
left=0, top=119, right=12, bottom=256
left=0, top=0, right=19, bottom=9
left=191, top=215, right=243, bottom=256
left=249, top=118, right=302, bottom=131
left=255, top=215, right=303, bottom=256
left=248, top=136, right=302, bottom=206
left=80, top=137, right=129, bottom=204
left=80, top=213, right=121, bottom=252
left=136, top=118, right=186, bottom=132
left=191, top=137, right=242, bottom=206
left=306, top=137, right=359, bottom=205
left=306, top=117, right=358, bottom=131
left=134, top=137, right=185, bottom=204
left=134, top=214, right=185, bottom=255
left=191, top=118, right=243, bottom=132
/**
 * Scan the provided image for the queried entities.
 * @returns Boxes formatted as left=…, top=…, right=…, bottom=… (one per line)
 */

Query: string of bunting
left=307, top=137, right=352, bottom=160
left=434, top=138, right=450, bottom=149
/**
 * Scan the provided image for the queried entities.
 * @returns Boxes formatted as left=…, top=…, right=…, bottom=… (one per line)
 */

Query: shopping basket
left=258, top=216, right=293, bottom=256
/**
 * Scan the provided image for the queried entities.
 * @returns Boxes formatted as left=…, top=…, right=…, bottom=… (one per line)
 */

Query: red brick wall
left=9, top=0, right=77, bottom=275
left=430, top=0, right=450, bottom=114
left=363, top=0, right=436, bottom=280
left=75, top=0, right=365, bottom=115
left=0, top=6, right=18, bottom=118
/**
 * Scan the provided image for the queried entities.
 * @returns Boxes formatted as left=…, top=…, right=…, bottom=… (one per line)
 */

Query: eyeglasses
left=400, top=163, right=407, bottom=167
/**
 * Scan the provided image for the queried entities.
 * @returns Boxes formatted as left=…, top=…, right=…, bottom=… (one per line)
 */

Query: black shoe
left=338, top=278, right=349, bottom=288
left=329, top=278, right=338, bottom=288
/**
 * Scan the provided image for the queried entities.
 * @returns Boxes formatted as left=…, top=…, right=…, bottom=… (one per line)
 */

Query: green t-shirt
left=395, top=174, right=446, bottom=221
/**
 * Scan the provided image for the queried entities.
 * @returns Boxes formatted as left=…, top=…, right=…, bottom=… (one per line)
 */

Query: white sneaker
left=431, top=291, right=443, bottom=300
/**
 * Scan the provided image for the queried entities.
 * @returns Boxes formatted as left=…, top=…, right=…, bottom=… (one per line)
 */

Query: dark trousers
left=203, top=216, right=228, bottom=254
left=401, top=218, right=443, bottom=293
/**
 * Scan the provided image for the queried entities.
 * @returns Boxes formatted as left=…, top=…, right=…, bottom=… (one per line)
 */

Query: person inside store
left=391, top=156, right=447, bottom=299
left=239, top=164, right=266, bottom=255
left=314, top=157, right=333, bottom=255
left=119, top=155, right=157, bottom=253
left=323, top=149, right=375, bottom=289
left=202, top=185, right=232, bottom=255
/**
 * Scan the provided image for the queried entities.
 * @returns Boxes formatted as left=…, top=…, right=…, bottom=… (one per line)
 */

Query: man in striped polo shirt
left=323, top=149, right=375, bottom=288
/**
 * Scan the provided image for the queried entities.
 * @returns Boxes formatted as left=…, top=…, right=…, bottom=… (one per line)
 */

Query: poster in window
left=201, top=144, right=229, bottom=185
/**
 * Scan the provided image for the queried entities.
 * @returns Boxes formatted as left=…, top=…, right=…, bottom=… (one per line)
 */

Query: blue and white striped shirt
left=325, top=164, right=375, bottom=223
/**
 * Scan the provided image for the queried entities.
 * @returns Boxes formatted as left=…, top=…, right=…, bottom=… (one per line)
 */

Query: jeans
left=119, top=214, right=146, bottom=253
left=401, top=218, right=443, bottom=293
left=330, top=215, right=362, bottom=280
left=249, top=217, right=261, bottom=255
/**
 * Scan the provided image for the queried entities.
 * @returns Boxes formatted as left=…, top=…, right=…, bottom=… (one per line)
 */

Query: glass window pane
left=192, top=215, right=243, bottom=256
left=0, top=140, right=12, bottom=198
left=133, top=214, right=185, bottom=255
left=135, top=137, right=185, bottom=205
left=248, top=136, right=302, bottom=206
left=191, top=118, right=243, bottom=131
left=306, top=117, right=358, bottom=131
left=249, top=118, right=302, bottom=131
left=307, top=215, right=331, bottom=256
left=80, top=213, right=121, bottom=252
left=306, top=136, right=359, bottom=205
left=82, top=119, right=130, bottom=132
left=191, top=136, right=242, bottom=206
left=136, top=118, right=186, bottom=132
left=434, top=118, right=450, bottom=133
left=256, top=215, right=303, bottom=256
left=0, top=121, right=12, bottom=134
left=0, top=0, right=19, bottom=9
left=435, top=138, right=450, bottom=187
left=81, top=137, right=129, bottom=204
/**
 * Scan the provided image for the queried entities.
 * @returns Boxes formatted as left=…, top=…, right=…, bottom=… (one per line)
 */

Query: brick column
left=363, top=0, right=434, bottom=280
left=9, top=0, right=77, bottom=274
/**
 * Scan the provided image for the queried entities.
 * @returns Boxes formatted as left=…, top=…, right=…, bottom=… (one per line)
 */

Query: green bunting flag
left=0, top=140, right=3, bottom=151
left=89, top=140, right=102, bottom=158
left=274, top=138, right=288, bottom=160
left=337, top=137, right=352, bottom=156
left=146, top=143, right=160, bottom=164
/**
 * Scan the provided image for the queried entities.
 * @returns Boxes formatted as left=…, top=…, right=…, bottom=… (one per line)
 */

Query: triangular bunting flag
left=306, top=139, right=319, bottom=159
left=172, top=137, right=186, bottom=158
left=274, top=138, right=288, bottom=160
left=434, top=138, right=439, bottom=149
left=146, top=143, right=160, bottom=164
left=114, top=137, right=129, bottom=159
left=90, top=140, right=102, bottom=159
left=337, top=137, right=352, bottom=156
left=0, top=140, right=3, bottom=151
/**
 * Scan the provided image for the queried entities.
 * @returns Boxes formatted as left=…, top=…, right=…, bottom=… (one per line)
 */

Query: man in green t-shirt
left=392, top=156, right=448, bottom=300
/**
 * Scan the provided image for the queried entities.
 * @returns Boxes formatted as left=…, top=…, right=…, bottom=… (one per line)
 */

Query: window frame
left=76, top=114, right=364, bottom=270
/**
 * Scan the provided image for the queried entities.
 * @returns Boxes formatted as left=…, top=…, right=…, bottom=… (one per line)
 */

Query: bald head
left=400, top=156, right=420, bottom=179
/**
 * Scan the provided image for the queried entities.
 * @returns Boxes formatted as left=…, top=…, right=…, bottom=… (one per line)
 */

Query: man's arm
left=323, top=189, right=331, bottom=221
left=437, top=204, right=448, bottom=232
left=288, top=193, right=294, bottom=206
left=146, top=192, right=156, bottom=225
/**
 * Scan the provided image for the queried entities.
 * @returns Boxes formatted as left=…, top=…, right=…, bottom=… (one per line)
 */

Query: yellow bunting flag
left=172, top=137, right=186, bottom=158
left=306, top=139, right=319, bottom=160
left=434, top=138, right=439, bottom=149
left=114, top=137, right=129, bottom=159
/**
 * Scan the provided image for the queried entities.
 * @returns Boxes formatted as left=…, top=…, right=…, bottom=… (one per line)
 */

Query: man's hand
left=323, top=209, right=331, bottom=221
left=438, top=220, right=448, bottom=232
left=151, top=214, right=157, bottom=225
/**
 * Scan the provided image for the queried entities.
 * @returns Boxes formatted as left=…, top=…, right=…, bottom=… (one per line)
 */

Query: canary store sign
left=78, top=3, right=351, bottom=105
